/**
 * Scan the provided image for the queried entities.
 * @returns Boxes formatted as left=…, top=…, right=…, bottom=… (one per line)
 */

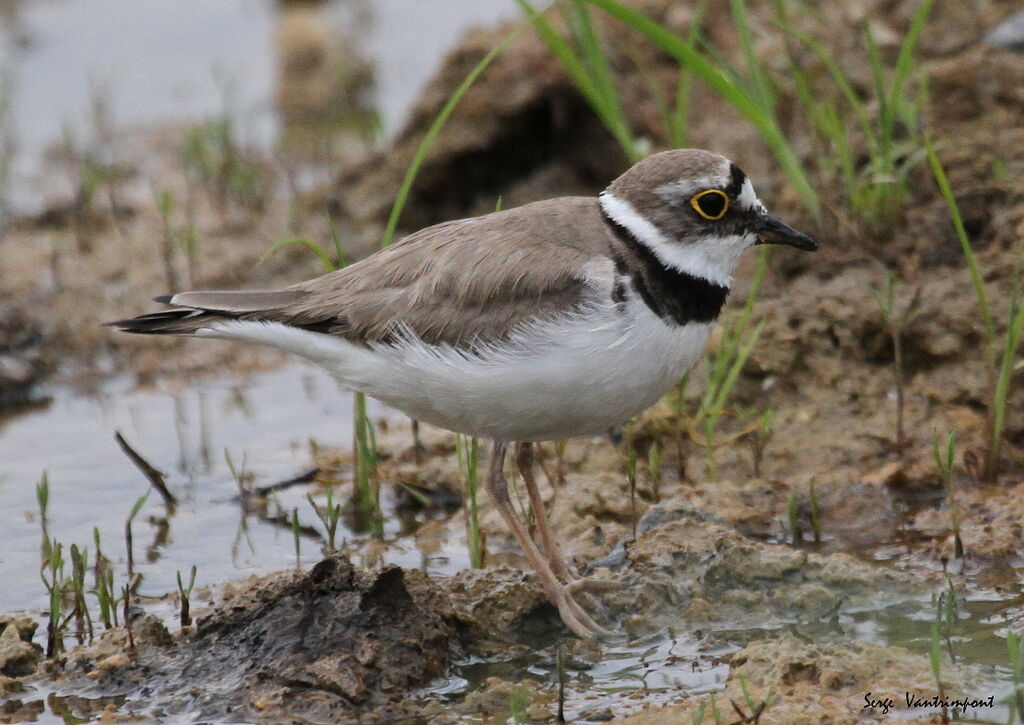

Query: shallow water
left=0, top=361, right=474, bottom=615
left=0, top=0, right=518, bottom=213
left=427, top=585, right=1020, bottom=723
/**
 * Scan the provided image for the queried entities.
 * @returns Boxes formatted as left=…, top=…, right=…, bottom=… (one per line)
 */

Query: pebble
left=0, top=623, right=40, bottom=677
left=985, top=11, right=1024, bottom=52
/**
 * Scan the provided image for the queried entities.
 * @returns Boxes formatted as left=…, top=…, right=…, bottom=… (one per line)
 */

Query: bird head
left=599, top=149, right=817, bottom=286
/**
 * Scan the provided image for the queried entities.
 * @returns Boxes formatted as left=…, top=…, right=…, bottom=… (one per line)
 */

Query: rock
left=87, top=653, right=131, bottom=678
left=0, top=621, right=41, bottom=677
left=131, top=615, right=173, bottom=648
left=526, top=702, right=554, bottom=721
left=0, top=614, right=38, bottom=643
left=984, top=10, right=1024, bottom=51
left=601, top=506, right=937, bottom=632
left=0, top=674, right=26, bottom=696
left=445, top=566, right=548, bottom=638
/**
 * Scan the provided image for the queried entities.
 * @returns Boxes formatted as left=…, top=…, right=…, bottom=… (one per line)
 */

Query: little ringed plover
left=110, top=148, right=817, bottom=640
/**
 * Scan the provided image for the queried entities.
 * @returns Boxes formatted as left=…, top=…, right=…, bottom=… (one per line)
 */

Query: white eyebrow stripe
left=655, top=175, right=720, bottom=203
left=737, top=177, right=767, bottom=214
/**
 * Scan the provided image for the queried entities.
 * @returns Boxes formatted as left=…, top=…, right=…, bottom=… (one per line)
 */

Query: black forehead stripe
left=724, top=163, right=746, bottom=198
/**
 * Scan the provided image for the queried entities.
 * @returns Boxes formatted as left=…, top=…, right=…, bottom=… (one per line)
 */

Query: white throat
left=599, top=192, right=753, bottom=287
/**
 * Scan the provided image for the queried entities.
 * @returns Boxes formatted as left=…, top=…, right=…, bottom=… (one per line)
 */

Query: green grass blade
left=585, top=0, right=819, bottom=218
left=258, top=236, right=336, bottom=274
left=711, top=319, right=764, bottom=417
left=991, top=286, right=1024, bottom=477
left=667, top=0, right=705, bottom=148
left=569, top=0, right=639, bottom=159
left=327, top=213, right=348, bottom=269
left=776, top=22, right=872, bottom=144
left=890, top=0, right=937, bottom=119
left=516, top=0, right=601, bottom=104
left=863, top=23, right=892, bottom=163
left=128, top=493, right=149, bottom=522
left=730, top=0, right=774, bottom=113
left=926, top=141, right=995, bottom=347
left=382, top=24, right=523, bottom=248
left=518, top=0, right=639, bottom=159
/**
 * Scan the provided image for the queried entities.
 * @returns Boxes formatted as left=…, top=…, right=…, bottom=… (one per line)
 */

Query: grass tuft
left=352, top=393, right=383, bottom=535
left=778, top=0, right=935, bottom=229
left=517, top=0, right=641, bottom=161
left=695, top=248, right=768, bottom=473
left=808, top=478, right=822, bottom=544
left=307, top=486, right=343, bottom=555
left=933, top=430, right=963, bottom=559
left=176, top=565, right=197, bottom=628
left=869, top=270, right=922, bottom=455
left=929, top=142, right=1024, bottom=483
left=455, top=434, right=484, bottom=568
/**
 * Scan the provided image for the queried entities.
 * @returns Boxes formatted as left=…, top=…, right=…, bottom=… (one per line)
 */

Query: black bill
left=754, top=215, right=818, bottom=251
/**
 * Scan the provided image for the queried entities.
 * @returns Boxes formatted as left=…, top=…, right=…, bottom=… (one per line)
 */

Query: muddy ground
left=2, top=0, right=1024, bottom=722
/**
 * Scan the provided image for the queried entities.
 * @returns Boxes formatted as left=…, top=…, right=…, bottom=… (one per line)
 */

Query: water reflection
left=0, top=0, right=519, bottom=218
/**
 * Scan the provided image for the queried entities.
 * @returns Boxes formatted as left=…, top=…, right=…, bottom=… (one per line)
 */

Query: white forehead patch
left=737, top=177, right=767, bottom=214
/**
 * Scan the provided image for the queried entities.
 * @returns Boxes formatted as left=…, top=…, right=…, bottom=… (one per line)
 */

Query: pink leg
left=515, top=442, right=571, bottom=578
left=486, top=441, right=611, bottom=640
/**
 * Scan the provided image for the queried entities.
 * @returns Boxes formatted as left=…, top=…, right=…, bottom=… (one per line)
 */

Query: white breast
left=199, top=294, right=712, bottom=442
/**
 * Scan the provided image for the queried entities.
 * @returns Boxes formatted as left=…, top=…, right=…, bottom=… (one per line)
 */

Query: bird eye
left=690, top=189, right=729, bottom=220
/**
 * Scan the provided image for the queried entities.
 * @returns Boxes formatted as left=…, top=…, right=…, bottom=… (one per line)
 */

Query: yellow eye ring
left=690, top=189, right=729, bottom=220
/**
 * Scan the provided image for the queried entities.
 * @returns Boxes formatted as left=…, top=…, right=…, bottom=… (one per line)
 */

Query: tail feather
left=107, top=289, right=311, bottom=335
left=105, top=307, right=230, bottom=335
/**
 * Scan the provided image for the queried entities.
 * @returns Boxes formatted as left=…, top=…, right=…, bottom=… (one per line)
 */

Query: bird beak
left=753, top=215, right=818, bottom=251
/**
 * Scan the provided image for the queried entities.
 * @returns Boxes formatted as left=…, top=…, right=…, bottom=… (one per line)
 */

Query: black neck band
left=601, top=209, right=729, bottom=325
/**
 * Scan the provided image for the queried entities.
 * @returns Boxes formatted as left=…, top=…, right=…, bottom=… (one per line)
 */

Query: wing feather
left=111, top=197, right=619, bottom=347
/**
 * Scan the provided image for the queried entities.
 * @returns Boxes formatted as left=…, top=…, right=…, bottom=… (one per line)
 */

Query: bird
left=109, top=149, right=817, bottom=640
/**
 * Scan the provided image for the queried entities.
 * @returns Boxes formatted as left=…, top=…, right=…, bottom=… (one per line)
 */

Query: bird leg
left=515, top=442, right=625, bottom=596
left=487, top=441, right=612, bottom=640
left=514, top=441, right=571, bottom=579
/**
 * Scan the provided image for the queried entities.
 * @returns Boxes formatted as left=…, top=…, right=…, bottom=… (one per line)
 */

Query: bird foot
left=552, top=584, right=615, bottom=641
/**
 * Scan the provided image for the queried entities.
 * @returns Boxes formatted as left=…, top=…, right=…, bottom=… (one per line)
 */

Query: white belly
left=201, top=296, right=712, bottom=441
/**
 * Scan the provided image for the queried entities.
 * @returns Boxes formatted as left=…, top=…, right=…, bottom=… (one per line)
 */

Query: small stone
left=862, top=461, right=904, bottom=487
left=0, top=674, right=26, bottom=696
left=526, top=702, right=553, bottom=721
left=985, top=11, right=1024, bottom=52
left=0, top=614, right=38, bottom=643
left=132, top=615, right=173, bottom=647
left=87, top=653, right=131, bottom=678
left=0, top=623, right=41, bottom=677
